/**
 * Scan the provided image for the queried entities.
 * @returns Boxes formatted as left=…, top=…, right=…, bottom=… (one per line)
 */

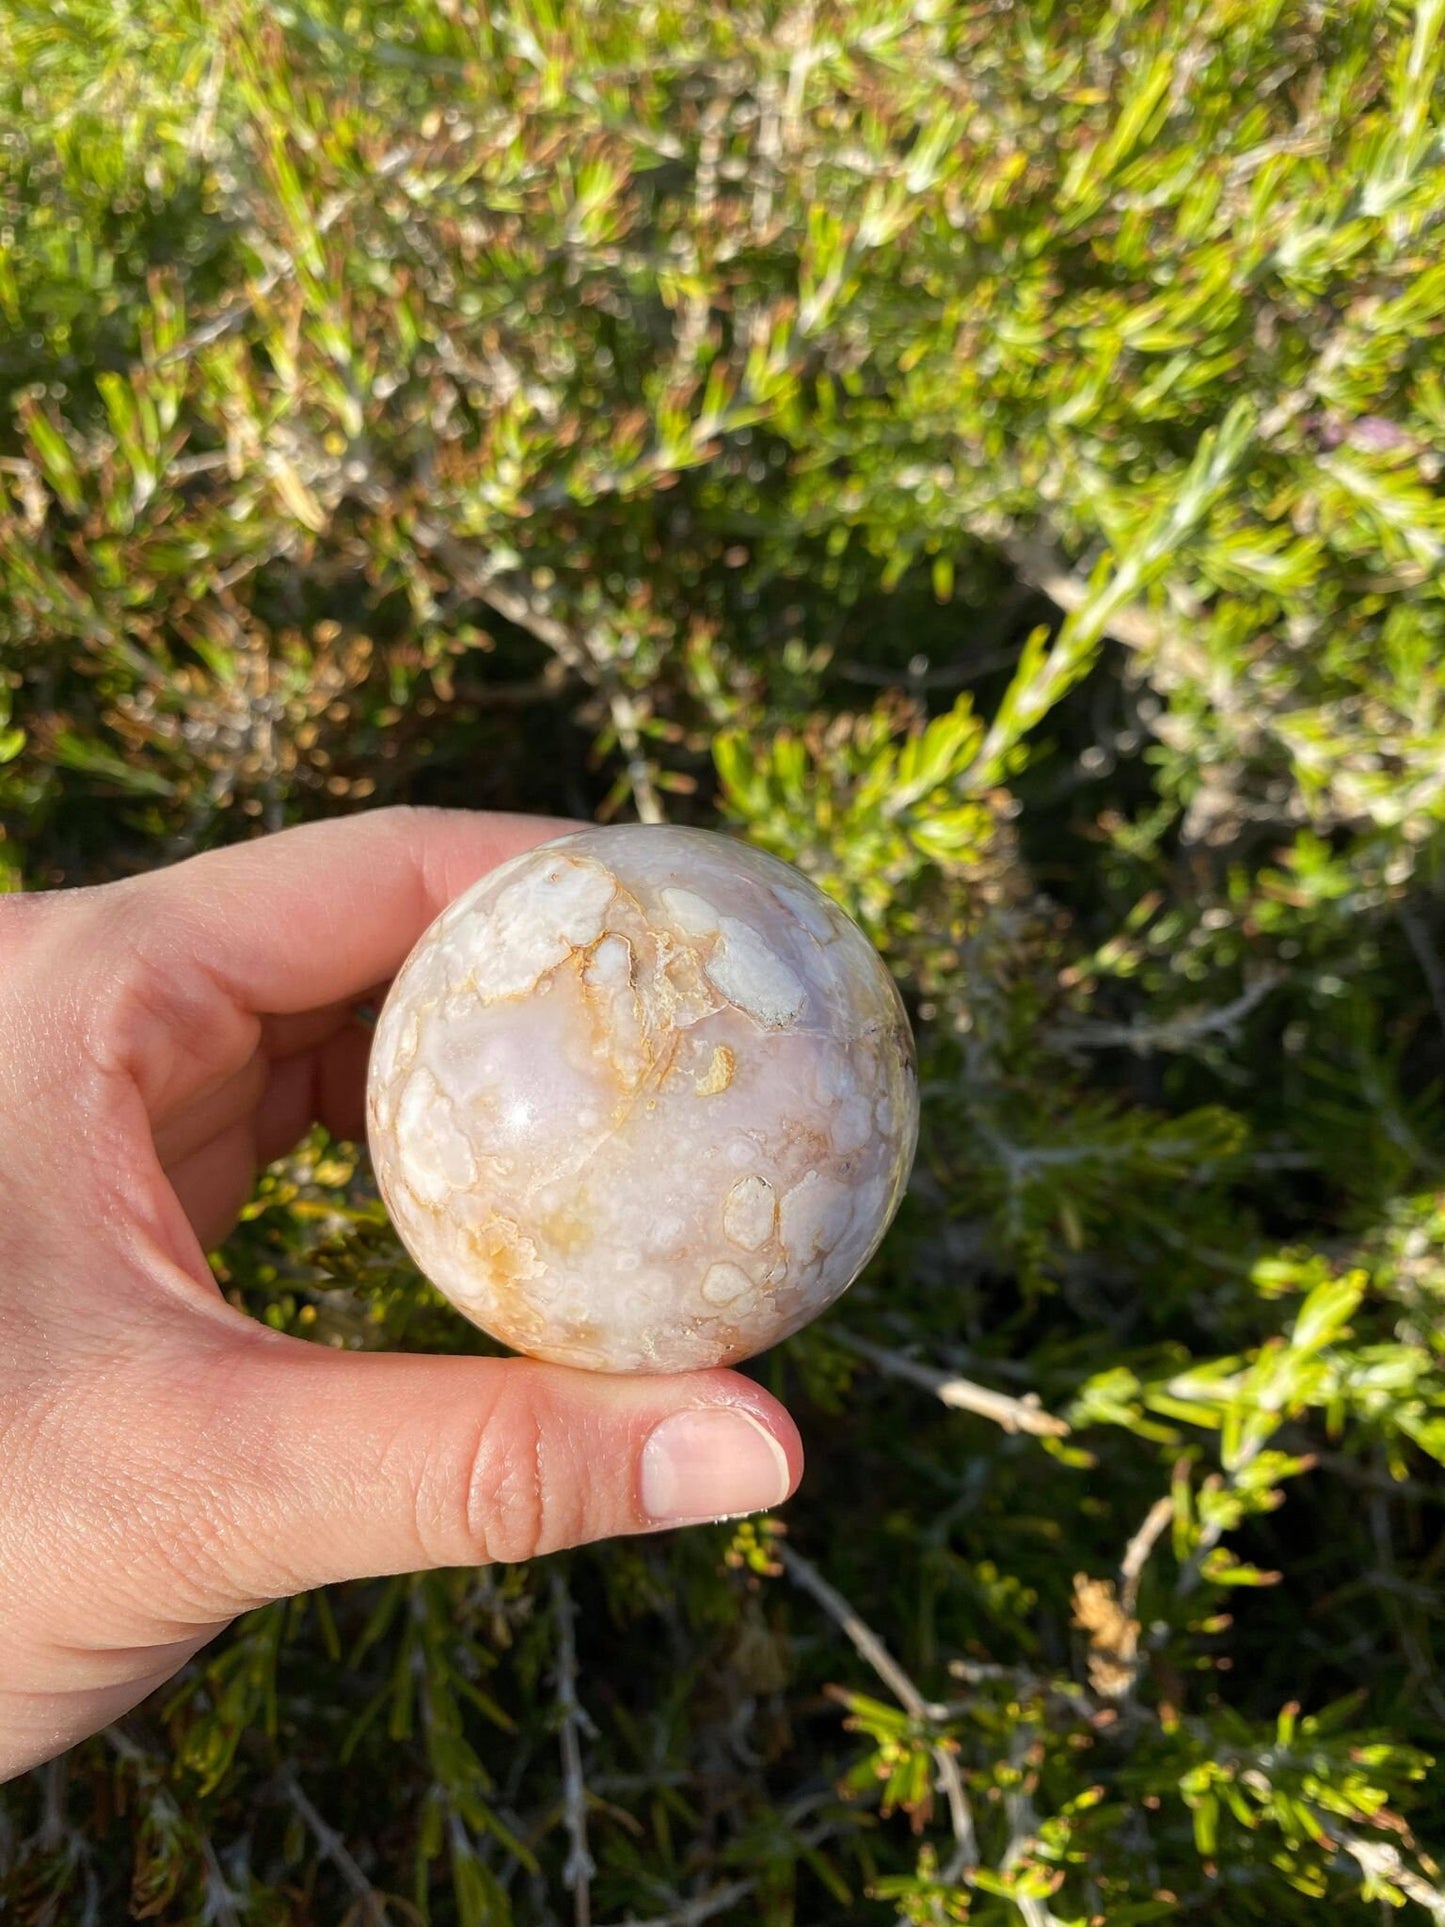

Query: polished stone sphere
left=366, top=824, right=918, bottom=1372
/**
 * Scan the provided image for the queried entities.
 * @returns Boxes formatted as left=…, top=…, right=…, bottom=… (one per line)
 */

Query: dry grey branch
left=603, top=1876, right=758, bottom=1927
left=1047, top=972, right=1285, bottom=1059
left=1335, top=1829, right=1445, bottom=1922
left=278, top=1771, right=391, bottom=1927
left=551, top=1567, right=598, bottom=1927
left=833, top=1328, right=1071, bottom=1437
left=1121, top=1495, right=1176, bottom=1618
left=776, top=1542, right=979, bottom=1881
left=998, top=1726, right=1071, bottom=1927
left=407, top=531, right=666, bottom=824
left=599, top=1815, right=837, bottom=1927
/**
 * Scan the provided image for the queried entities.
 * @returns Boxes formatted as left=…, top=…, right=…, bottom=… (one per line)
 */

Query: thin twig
left=187, top=40, right=227, bottom=162
left=550, top=1568, right=598, bottom=1927
left=278, top=1771, right=390, bottom=1927
left=1333, top=1829, right=1445, bottom=1922
left=408, top=536, right=666, bottom=825
left=155, top=147, right=420, bottom=370
left=999, top=1726, right=1070, bottom=1927
left=606, top=1876, right=756, bottom=1927
left=104, top=1730, right=239, bottom=1923
left=945, top=1658, right=1089, bottom=1714
left=601, top=1818, right=838, bottom=1927
left=467, top=572, right=588, bottom=673
left=1177, top=1439, right=1281, bottom=1599
left=1074, top=1493, right=1174, bottom=1704
left=602, top=684, right=666, bottom=825
left=833, top=1329, right=1070, bottom=1438
left=776, top=1543, right=979, bottom=1881
left=469, top=570, right=666, bottom=820
left=778, top=1543, right=942, bottom=1715
left=1120, top=1495, right=1175, bottom=1618
left=994, top=527, right=1169, bottom=654
left=1047, top=971, right=1283, bottom=1059
left=198, top=1834, right=245, bottom=1927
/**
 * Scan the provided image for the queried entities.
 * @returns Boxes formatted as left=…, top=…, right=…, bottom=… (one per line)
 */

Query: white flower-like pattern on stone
left=367, top=824, right=918, bottom=1372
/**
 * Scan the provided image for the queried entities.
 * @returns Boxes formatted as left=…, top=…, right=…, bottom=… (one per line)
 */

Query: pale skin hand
left=0, top=807, right=802, bottom=1782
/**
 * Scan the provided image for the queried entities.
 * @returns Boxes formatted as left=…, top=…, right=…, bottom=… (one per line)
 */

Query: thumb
left=165, top=1326, right=802, bottom=1608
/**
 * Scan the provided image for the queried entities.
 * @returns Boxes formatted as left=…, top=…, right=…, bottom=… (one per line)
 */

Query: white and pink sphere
left=367, top=825, right=917, bottom=1373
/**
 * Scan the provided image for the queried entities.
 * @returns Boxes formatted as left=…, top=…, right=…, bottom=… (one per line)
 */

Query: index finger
left=118, top=806, right=575, bottom=1016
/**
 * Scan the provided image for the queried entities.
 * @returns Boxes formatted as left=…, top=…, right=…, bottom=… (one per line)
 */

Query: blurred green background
left=4, top=1, right=1445, bottom=1920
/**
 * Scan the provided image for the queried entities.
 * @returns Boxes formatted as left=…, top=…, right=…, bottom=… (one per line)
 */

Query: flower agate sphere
left=366, top=825, right=918, bottom=1373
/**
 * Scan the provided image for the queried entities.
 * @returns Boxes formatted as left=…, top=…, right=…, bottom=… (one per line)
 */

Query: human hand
left=0, top=808, right=801, bottom=1781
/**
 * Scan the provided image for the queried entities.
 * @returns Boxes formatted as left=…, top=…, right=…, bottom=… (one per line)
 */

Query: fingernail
left=640, top=1407, right=792, bottom=1525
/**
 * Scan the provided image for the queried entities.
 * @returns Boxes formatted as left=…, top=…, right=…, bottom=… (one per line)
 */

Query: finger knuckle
left=131, top=1345, right=291, bottom=1615
left=457, top=1380, right=585, bottom=1567
left=77, top=885, right=252, bottom=1108
left=0, top=890, right=54, bottom=967
left=18, top=1344, right=251, bottom=1631
left=372, top=802, right=450, bottom=843
left=0, top=886, right=104, bottom=1028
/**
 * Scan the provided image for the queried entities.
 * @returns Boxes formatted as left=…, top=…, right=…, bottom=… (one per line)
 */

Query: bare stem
left=198, top=1835, right=245, bottom=1927
left=440, top=562, right=663, bottom=824
left=1120, top=1495, right=1176, bottom=1618
left=777, top=1543, right=979, bottom=1881
left=599, top=1817, right=837, bottom=1927
left=601, top=683, right=666, bottom=825
left=832, top=1329, right=1070, bottom=1438
left=1047, top=971, right=1283, bottom=1059
left=999, top=1726, right=1071, bottom=1927
left=1178, top=1441, right=1275, bottom=1599
left=607, top=1877, right=756, bottom=1927
left=278, top=1770, right=390, bottom=1927
left=551, top=1567, right=598, bottom=1927
left=1334, top=1828, right=1445, bottom=1922
left=993, top=525, right=1169, bottom=654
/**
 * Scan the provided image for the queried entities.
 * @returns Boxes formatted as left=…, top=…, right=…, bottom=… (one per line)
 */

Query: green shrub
left=4, top=0, right=1445, bottom=1920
